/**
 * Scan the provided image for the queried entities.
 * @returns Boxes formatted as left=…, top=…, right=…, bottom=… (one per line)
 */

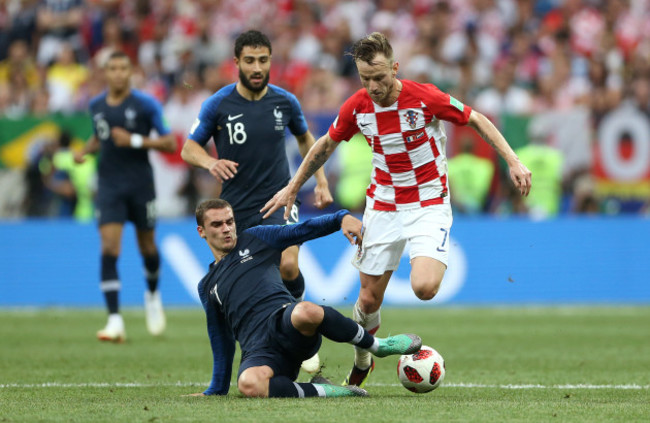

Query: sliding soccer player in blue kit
left=188, top=199, right=422, bottom=398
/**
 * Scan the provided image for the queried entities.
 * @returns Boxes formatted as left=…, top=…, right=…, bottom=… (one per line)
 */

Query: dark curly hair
left=234, top=30, right=272, bottom=58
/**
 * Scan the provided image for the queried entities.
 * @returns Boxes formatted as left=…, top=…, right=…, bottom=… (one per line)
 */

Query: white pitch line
left=1, top=382, right=648, bottom=390
left=0, top=382, right=206, bottom=389
left=372, top=382, right=650, bottom=390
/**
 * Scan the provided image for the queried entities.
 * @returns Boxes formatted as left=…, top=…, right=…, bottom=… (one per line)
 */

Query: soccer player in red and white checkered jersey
left=262, top=32, right=531, bottom=387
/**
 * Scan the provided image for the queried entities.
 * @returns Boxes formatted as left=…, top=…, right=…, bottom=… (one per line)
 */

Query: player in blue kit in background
left=187, top=198, right=422, bottom=398
left=76, top=51, right=176, bottom=342
left=181, top=30, right=333, bottom=371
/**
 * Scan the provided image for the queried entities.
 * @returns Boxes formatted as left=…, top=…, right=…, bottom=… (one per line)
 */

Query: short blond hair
left=350, top=32, right=394, bottom=64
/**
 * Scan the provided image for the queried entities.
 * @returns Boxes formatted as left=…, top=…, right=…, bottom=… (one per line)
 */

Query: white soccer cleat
left=145, top=290, right=166, bottom=336
left=97, top=314, right=126, bottom=343
left=301, top=352, right=321, bottom=374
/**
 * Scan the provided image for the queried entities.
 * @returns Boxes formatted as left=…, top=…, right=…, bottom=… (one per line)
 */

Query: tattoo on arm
left=299, top=150, right=328, bottom=186
left=470, top=115, right=498, bottom=150
left=478, top=127, right=496, bottom=149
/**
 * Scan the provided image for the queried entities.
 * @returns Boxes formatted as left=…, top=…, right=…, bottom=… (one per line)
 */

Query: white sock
left=352, top=300, right=380, bottom=370
left=365, top=339, right=379, bottom=354
left=107, top=313, right=123, bottom=327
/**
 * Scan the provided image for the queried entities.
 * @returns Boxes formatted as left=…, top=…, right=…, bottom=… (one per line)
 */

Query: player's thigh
left=99, top=223, right=124, bottom=256
left=272, top=304, right=322, bottom=362
left=239, top=349, right=300, bottom=387
left=353, top=208, right=407, bottom=275
left=404, top=205, right=452, bottom=265
left=280, top=245, right=300, bottom=279
left=279, top=201, right=302, bottom=278
left=237, top=365, right=274, bottom=398
left=126, top=189, right=156, bottom=232
left=96, top=189, right=127, bottom=230
left=405, top=205, right=452, bottom=298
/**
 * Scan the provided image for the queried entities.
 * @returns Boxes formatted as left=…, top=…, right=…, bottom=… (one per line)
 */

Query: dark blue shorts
left=235, top=201, right=301, bottom=235
left=237, top=303, right=321, bottom=381
left=96, top=187, right=156, bottom=230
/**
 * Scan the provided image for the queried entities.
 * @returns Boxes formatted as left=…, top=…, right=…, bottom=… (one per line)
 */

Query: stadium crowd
left=1, top=0, right=649, bottom=219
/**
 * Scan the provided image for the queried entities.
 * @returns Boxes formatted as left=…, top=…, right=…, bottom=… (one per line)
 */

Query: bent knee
left=279, top=260, right=299, bottom=281
left=238, top=369, right=271, bottom=398
left=412, top=278, right=442, bottom=301
left=238, top=381, right=267, bottom=398
left=101, top=244, right=120, bottom=256
left=358, top=290, right=383, bottom=313
left=292, top=302, right=323, bottom=326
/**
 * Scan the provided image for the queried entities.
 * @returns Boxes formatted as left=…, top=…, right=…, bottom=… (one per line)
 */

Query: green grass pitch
left=1, top=307, right=649, bottom=422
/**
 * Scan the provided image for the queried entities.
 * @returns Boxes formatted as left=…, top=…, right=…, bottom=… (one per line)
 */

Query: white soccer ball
left=397, top=345, right=445, bottom=393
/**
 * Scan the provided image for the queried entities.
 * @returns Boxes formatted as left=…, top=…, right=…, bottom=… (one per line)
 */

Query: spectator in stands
left=515, top=121, right=563, bottom=218
left=44, top=131, right=76, bottom=217
left=51, top=130, right=96, bottom=221
left=1, top=65, right=32, bottom=118
left=474, top=58, right=534, bottom=119
left=46, top=43, right=89, bottom=113
left=333, top=134, right=373, bottom=213
left=1, top=0, right=650, bottom=218
left=448, top=136, right=495, bottom=215
left=36, top=0, right=85, bottom=66
left=23, top=136, right=57, bottom=217
left=0, top=40, right=40, bottom=90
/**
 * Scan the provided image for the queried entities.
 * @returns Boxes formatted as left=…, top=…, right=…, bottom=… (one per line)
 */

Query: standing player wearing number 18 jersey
left=181, top=30, right=333, bottom=373
left=263, top=32, right=532, bottom=386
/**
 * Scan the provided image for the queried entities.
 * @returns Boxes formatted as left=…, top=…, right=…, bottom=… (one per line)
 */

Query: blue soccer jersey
left=197, top=210, right=350, bottom=395
left=188, top=83, right=309, bottom=218
left=89, top=89, right=171, bottom=192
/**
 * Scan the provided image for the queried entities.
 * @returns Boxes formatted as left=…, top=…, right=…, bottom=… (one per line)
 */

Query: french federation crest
left=125, top=107, right=137, bottom=129
left=273, top=106, right=284, bottom=131
left=404, top=110, right=418, bottom=129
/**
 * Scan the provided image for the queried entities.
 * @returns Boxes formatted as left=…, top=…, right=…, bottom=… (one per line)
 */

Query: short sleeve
left=422, top=84, right=472, bottom=126
left=146, top=96, right=172, bottom=136
left=188, top=98, right=219, bottom=146
left=328, top=95, right=361, bottom=142
left=286, top=92, right=309, bottom=136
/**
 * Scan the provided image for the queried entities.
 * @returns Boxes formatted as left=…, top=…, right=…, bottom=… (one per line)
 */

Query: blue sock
left=318, top=306, right=375, bottom=349
left=283, top=271, right=305, bottom=300
left=143, top=253, right=160, bottom=293
left=268, top=376, right=320, bottom=398
left=100, top=254, right=119, bottom=314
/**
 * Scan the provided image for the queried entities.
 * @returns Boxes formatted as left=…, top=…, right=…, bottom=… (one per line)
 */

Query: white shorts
left=352, top=204, right=453, bottom=276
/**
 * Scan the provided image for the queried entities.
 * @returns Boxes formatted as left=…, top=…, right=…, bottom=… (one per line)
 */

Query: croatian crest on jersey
left=404, top=110, right=418, bottom=129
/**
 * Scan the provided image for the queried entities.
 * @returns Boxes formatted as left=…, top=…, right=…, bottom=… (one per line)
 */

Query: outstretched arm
left=295, top=130, right=333, bottom=210
left=261, top=133, right=340, bottom=219
left=467, top=110, right=532, bottom=196
left=247, top=210, right=362, bottom=251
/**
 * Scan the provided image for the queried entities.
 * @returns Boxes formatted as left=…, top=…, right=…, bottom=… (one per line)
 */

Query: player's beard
left=239, top=68, right=269, bottom=93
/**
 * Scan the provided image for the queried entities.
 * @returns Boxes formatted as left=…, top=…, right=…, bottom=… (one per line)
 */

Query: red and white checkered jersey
left=328, top=79, right=472, bottom=211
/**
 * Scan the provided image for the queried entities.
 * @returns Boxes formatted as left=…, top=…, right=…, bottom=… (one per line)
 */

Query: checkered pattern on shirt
left=329, top=80, right=472, bottom=211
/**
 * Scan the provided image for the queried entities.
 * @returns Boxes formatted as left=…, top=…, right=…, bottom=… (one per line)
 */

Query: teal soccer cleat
left=374, top=334, right=422, bottom=358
